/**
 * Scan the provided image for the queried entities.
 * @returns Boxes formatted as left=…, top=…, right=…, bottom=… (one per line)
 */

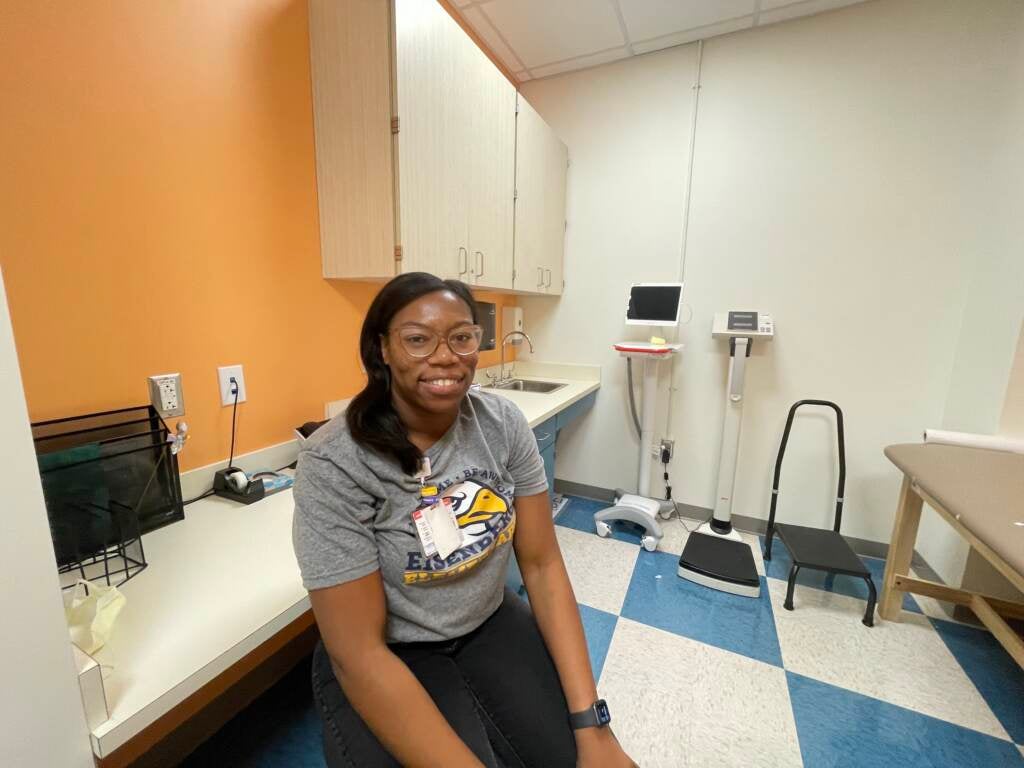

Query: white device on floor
left=677, top=311, right=774, bottom=597
left=594, top=283, right=684, bottom=552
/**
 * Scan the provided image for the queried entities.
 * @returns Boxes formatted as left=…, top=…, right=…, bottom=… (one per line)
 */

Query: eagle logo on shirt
left=448, top=485, right=507, bottom=537
left=403, top=477, right=515, bottom=585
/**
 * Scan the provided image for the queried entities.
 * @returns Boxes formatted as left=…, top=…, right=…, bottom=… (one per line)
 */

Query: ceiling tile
left=758, top=0, right=867, bottom=25
left=479, top=0, right=625, bottom=69
left=631, top=15, right=754, bottom=54
left=461, top=6, right=524, bottom=72
left=617, top=0, right=756, bottom=43
left=530, top=46, right=631, bottom=79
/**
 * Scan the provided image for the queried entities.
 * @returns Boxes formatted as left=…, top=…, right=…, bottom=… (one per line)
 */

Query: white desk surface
left=89, top=367, right=600, bottom=757
left=90, top=490, right=308, bottom=757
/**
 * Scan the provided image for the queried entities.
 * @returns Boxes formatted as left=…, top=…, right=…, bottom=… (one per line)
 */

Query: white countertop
left=474, top=360, right=601, bottom=428
left=89, top=490, right=308, bottom=757
left=88, top=361, right=600, bottom=757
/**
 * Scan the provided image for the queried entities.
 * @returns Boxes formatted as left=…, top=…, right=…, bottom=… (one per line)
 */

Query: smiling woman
left=348, top=273, right=483, bottom=474
left=291, top=272, right=636, bottom=768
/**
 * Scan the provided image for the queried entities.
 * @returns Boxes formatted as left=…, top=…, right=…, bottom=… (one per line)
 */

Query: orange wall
left=0, top=0, right=516, bottom=471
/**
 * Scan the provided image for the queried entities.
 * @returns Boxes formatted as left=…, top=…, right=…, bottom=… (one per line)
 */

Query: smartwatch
left=569, top=699, right=611, bottom=730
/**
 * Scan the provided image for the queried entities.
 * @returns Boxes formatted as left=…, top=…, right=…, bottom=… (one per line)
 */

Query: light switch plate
left=218, top=365, right=247, bottom=406
left=148, top=373, right=185, bottom=417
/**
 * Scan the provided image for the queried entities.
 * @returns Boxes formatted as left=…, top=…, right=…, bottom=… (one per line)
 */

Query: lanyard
left=413, top=456, right=432, bottom=488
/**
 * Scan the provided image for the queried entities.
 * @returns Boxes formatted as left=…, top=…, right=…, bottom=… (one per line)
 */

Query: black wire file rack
left=32, top=405, right=184, bottom=588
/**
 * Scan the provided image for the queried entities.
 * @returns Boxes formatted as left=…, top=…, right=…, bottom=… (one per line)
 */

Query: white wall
left=519, top=43, right=699, bottom=493
left=1000, top=325, right=1024, bottom=437
left=0, top=267, right=94, bottom=767
left=918, top=2, right=1024, bottom=582
left=522, top=0, right=1024, bottom=549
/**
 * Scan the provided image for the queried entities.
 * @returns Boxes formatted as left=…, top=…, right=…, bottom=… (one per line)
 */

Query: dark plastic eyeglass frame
left=384, top=325, right=484, bottom=359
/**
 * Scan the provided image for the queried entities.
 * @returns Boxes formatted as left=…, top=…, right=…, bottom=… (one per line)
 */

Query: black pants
left=312, top=589, right=577, bottom=767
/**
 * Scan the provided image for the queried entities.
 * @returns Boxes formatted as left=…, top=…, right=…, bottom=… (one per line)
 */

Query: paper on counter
left=923, top=429, right=1024, bottom=455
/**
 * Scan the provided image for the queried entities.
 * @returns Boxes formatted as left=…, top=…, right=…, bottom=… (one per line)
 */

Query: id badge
left=412, top=498, right=462, bottom=559
left=412, top=507, right=438, bottom=558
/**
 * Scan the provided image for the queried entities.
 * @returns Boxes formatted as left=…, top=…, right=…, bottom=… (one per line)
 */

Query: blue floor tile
left=787, top=672, right=1024, bottom=768
left=578, top=603, right=618, bottom=682
left=759, top=534, right=922, bottom=614
left=620, top=550, right=783, bottom=667
left=930, top=617, right=1024, bottom=744
left=182, top=657, right=325, bottom=768
left=555, top=496, right=648, bottom=545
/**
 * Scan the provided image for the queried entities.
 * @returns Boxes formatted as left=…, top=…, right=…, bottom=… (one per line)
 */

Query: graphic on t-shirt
left=404, top=476, right=515, bottom=585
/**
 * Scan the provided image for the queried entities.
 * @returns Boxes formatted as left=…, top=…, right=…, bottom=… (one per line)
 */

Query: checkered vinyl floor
left=555, top=496, right=1024, bottom=768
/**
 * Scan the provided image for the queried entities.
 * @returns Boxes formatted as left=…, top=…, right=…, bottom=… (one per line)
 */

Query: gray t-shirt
left=292, top=389, right=548, bottom=643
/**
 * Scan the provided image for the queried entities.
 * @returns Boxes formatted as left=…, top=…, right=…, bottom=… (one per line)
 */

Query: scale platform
left=678, top=531, right=760, bottom=598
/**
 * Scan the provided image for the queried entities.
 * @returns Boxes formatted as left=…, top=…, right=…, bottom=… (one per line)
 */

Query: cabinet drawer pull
left=544, top=268, right=552, bottom=288
left=458, top=246, right=468, bottom=275
left=475, top=250, right=484, bottom=278
left=536, top=432, right=552, bottom=441
left=537, top=266, right=543, bottom=288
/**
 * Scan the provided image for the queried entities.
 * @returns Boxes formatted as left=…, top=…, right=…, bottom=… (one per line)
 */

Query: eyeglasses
left=387, top=325, right=484, bottom=358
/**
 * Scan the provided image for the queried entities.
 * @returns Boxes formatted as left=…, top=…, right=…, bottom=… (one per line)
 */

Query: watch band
left=569, top=699, right=611, bottom=730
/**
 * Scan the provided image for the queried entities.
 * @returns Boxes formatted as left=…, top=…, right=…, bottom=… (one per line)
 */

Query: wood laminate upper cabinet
left=513, top=94, right=568, bottom=295
left=395, top=0, right=470, bottom=281
left=309, top=0, right=538, bottom=291
left=464, top=43, right=516, bottom=289
left=309, top=0, right=396, bottom=279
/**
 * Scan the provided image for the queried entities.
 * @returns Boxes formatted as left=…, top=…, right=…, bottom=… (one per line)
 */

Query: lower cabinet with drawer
left=506, top=392, right=597, bottom=594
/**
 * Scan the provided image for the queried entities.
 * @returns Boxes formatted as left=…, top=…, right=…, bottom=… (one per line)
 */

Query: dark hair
left=346, top=272, right=479, bottom=474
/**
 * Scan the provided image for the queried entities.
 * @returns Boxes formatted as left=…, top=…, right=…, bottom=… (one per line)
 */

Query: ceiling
left=450, top=0, right=869, bottom=82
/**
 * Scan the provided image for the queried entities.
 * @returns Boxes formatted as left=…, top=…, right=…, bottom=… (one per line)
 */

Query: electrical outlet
left=217, top=365, right=247, bottom=406
left=148, top=373, right=184, bottom=417
left=660, top=439, right=674, bottom=460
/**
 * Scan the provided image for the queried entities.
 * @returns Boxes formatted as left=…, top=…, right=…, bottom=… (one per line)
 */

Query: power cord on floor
left=662, top=447, right=711, bottom=534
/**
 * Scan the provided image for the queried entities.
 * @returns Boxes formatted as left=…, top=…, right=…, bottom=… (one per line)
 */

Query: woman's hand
left=575, top=726, right=638, bottom=767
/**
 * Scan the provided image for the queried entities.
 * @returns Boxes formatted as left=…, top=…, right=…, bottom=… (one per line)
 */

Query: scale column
left=711, top=337, right=750, bottom=532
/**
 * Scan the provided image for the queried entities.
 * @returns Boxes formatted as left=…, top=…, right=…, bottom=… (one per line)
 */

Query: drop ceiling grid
left=450, top=0, right=868, bottom=82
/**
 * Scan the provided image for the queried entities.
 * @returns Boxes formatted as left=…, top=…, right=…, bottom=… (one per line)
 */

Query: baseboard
left=553, top=478, right=943, bottom=577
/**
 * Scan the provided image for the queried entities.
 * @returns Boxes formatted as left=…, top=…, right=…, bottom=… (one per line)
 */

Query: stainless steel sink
left=488, top=378, right=567, bottom=394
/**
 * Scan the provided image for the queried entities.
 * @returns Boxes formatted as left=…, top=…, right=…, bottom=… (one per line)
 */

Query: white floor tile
left=661, top=519, right=765, bottom=576
left=655, top=515, right=689, bottom=555
left=598, top=618, right=802, bottom=768
left=767, top=579, right=1009, bottom=740
left=556, top=525, right=638, bottom=615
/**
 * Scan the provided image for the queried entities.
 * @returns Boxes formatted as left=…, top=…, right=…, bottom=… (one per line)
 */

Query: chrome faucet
left=491, top=330, right=533, bottom=385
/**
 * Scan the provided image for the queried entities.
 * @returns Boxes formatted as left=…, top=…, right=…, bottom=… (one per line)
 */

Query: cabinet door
left=309, top=0, right=396, bottom=279
left=464, top=43, right=516, bottom=290
left=540, top=442, right=556, bottom=496
left=512, top=95, right=568, bottom=295
left=395, top=0, right=470, bottom=281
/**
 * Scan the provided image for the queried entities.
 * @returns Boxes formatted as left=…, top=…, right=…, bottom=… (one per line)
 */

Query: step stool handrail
left=767, top=399, right=847, bottom=535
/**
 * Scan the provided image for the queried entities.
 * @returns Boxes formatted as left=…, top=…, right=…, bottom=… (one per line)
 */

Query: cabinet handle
left=537, top=266, right=543, bottom=288
left=475, top=251, right=484, bottom=278
left=544, top=268, right=552, bottom=288
left=536, top=432, right=551, bottom=441
left=458, top=247, right=468, bottom=276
